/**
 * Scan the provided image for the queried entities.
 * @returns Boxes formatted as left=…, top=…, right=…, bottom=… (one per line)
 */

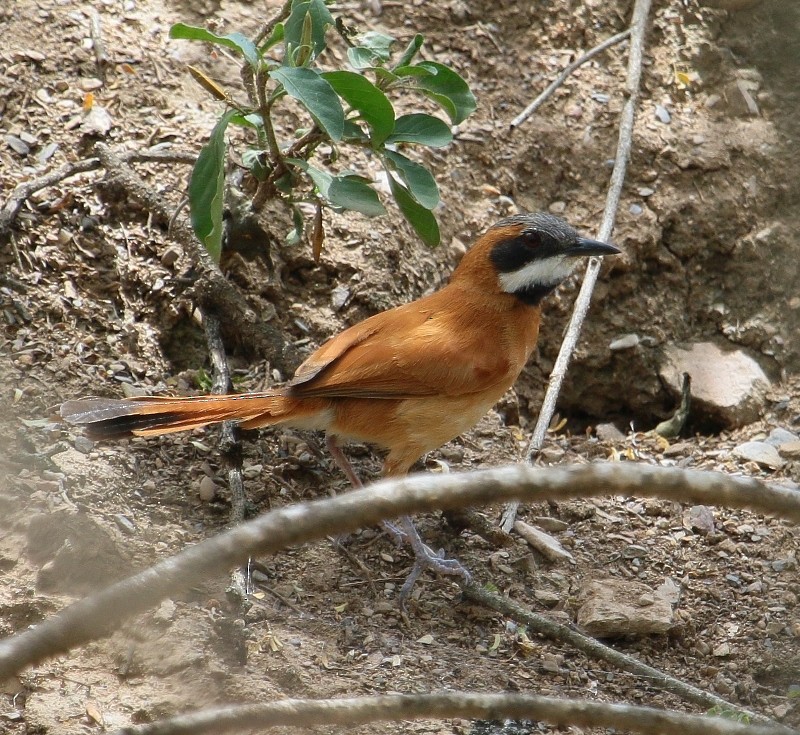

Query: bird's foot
left=397, top=516, right=471, bottom=608
left=381, top=520, right=407, bottom=546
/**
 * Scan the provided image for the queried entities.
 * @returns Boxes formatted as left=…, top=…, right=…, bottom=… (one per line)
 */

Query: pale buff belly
left=326, top=385, right=512, bottom=474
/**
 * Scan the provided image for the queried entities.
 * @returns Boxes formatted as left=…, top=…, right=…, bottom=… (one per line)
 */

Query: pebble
left=199, top=476, right=218, bottom=502
left=765, top=427, right=798, bottom=445
left=629, top=203, right=643, bottom=216
left=533, top=516, right=568, bottom=533
left=732, top=441, right=785, bottom=470
left=73, top=436, right=95, bottom=455
left=160, top=247, right=181, bottom=268
left=113, top=514, right=137, bottom=535
left=654, top=104, right=671, bottom=123
left=330, top=285, right=350, bottom=310
left=609, top=333, right=640, bottom=351
left=548, top=201, right=566, bottom=214
left=778, top=440, right=800, bottom=459
left=4, top=134, right=29, bottom=156
left=595, top=422, right=625, bottom=442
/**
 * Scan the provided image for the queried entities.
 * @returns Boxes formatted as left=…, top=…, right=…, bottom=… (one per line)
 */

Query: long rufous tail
left=59, top=391, right=305, bottom=440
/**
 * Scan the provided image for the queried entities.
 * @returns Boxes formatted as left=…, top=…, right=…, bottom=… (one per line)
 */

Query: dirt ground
left=1, top=0, right=799, bottom=733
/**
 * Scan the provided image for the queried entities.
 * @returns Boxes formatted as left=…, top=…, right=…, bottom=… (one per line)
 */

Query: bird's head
left=453, top=212, right=621, bottom=306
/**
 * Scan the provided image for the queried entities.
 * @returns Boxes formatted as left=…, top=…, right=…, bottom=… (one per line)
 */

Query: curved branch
left=108, top=692, right=795, bottom=735
left=0, top=463, right=796, bottom=681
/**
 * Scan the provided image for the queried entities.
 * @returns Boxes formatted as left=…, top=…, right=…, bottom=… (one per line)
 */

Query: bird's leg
left=397, top=515, right=471, bottom=606
left=324, top=435, right=406, bottom=545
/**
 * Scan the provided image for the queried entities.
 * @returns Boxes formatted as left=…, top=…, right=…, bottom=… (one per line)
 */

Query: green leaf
left=188, top=109, right=236, bottom=263
left=328, top=175, right=386, bottom=216
left=288, top=159, right=332, bottom=198
left=229, top=112, right=263, bottom=128
left=345, top=48, right=371, bottom=70
left=386, top=113, right=452, bottom=147
left=383, top=150, right=439, bottom=209
left=387, top=174, right=439, bottom=246
left=394, top=33, right=424, bottom=68
left=392, top=65, right=436, bottom=79
left=354, top=31, right=395, bottom=60
left=271, top=67, right=344, bottom=141
left=259, top=22, right=284, bottom=52
left=170, top=24, right=259, bottom=68
left=321, top=71, right=394, bottom=146
left=414, top=61, right=476, bottom=124
left=242, top=148, right=268, bottom=179
left=342, top=120, right=369, bottom=141
left=284, top=0, right=334, bottom=61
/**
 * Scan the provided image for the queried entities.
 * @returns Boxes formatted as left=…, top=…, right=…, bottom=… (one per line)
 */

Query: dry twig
left=509, top=29, right=632, bottom=129
left=0, top=463, right=797, bottom=681
left=502, top=0, right=652, bottom=532
left=202, top=312, right=249, bottom=599
left=462, top=584, right=772, bottom=725
left=107, top=692, right=794, bottom=735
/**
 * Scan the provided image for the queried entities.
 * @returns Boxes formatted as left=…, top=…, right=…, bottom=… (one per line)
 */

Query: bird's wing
left=289, top=292, right=513, bottom=399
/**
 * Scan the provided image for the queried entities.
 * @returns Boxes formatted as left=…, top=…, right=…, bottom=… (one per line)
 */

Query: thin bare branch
left=0, top=463, right=796, bottom=681
left=509, top=29, right=632, bottom=129
left=107, top=692, right=795, bottom=735
left=0, top=148, right=196, bottom=240
left=202, top=312, right=248, bottom=599
left=0, top=158, right=101, bottom=238
left=502, top=0, right=652, bottom=532
left=462, top=584, right=773, bottom=725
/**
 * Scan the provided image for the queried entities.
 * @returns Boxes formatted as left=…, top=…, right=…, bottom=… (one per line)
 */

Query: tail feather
left=59, top=392, right=298, bottom=440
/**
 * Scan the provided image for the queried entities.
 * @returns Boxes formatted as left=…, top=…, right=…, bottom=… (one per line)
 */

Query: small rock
left=161, top=246, right=181, bottom=268
left=577, top=578, right=675, bottom=637
left=765, top=428, right=799, bottom=447
left=629, top=203, right=643, bottom=216
left=199, top=476, right=218, bottom=501
left=548, top=201, right=567, bottom=214
left=113, top=514, right=137, bottom=535
left=4, top=134, right=30, bottom=156
left=539, top=446, right=565, bottom=463
left=80, top=105, right=113, bottom=136
left=330, top=285, right=351, bottom=311
left=658, top=342, right=770, bottom=428
left=637, top=187, right=655, bottom=197
left=712, top=643, right=732, bottom=657
left=533, top=589, right=561, bottom=607
left=778, top=440, right=800, bottom=459
left=609, top=333, right=640, bottom=351
left=533, top=516, right=568, bottom=533
left=595, top=423, right=625, bottom=442
left=121, top=382, right=149, bottom=398
left=654, top=104, right=671, bottom=123
left=683, top=505, right=715, bottom=535
left=73, top=436, right=95, bottom=455
left=153, top=599, right=177, bottom=623
left=514, top=520, right=574, bottom=563
left=732, top=441, right=785, bottom=470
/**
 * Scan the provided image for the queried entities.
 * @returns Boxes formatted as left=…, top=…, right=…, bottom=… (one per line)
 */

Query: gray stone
left=596, top=422, right=626, bottom=442
left=609, top=333, right=640, bottom=351
left=732, top=441, right=785, bottom=470
left=658, top=342, right=770, bottom=428
left=765, top=428, right=799, bottom=447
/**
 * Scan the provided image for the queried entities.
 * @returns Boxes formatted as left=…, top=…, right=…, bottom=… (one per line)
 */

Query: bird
left=59, top=212, right=620, bottom=604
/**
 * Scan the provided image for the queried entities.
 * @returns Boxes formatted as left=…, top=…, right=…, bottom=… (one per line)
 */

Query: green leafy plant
left=170, top=0, right=476, bottom=261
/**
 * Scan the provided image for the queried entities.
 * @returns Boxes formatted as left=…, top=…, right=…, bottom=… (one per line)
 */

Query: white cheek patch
left=498, top=256, right=577, bottom=293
